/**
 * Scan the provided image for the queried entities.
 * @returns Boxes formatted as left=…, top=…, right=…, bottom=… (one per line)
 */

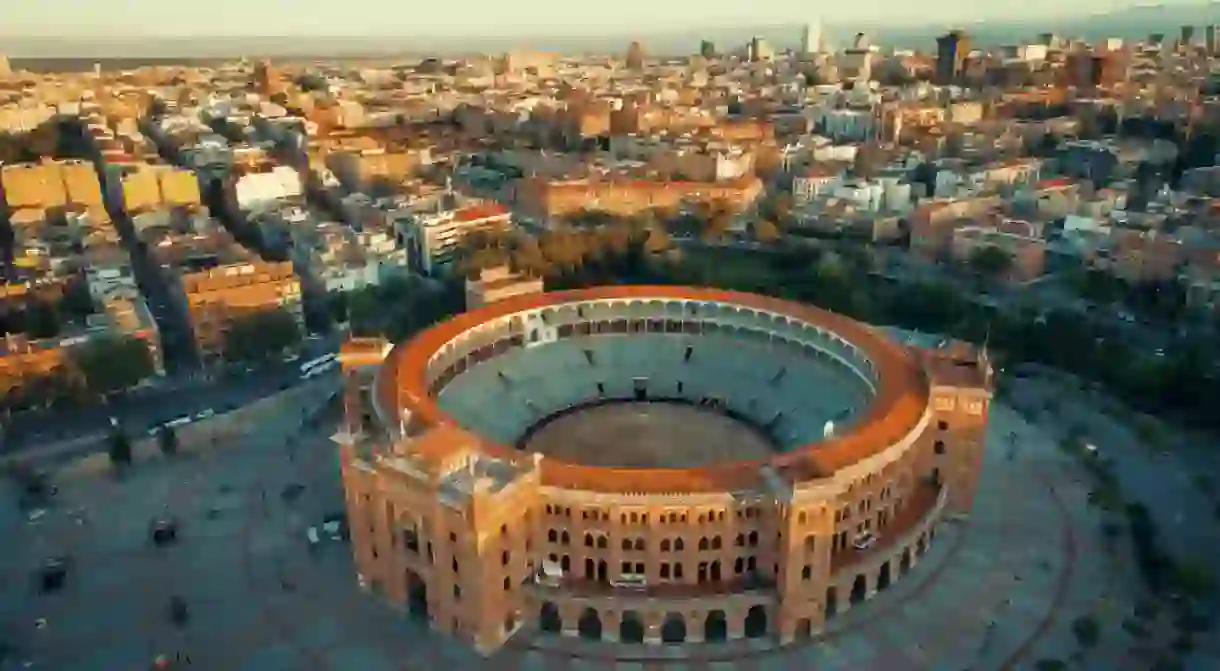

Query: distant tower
left=625, top=41, right=645, bottom=70
left=0, top=53, right=10, bottom=77
left=801, top=21, right=823, bottom=55
left=1207, top=25, right=1219, bottom=55
left=699, top=40, right=717, bottom=60
left=935, top=30, right=970, bottom=85
left=748, top=37, right=774, bottom=63
left=254, top=59, right=281, bottom=95
left=1181, top=25, right=1196, bottom=46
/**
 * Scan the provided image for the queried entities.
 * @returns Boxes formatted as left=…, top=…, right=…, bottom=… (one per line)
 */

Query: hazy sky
left=0, top=0, right=1205, bottom=37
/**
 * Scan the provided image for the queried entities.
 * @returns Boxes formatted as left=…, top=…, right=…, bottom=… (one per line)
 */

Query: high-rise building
left=1181, top=25, right=1196, bottom=46
left=748, top=37, right=774, bottom=62
left=625, top=41, right=645, bottom=70
left=1207, top=25, right=1219, bottom=54
left=935, top=30, right=969, bottom=86
left=253, top=59, right=282, bottom=95
left=1148, top=33, right=1166, bottom=47
left=699, top=40, right=717, bottom=59
left=801, top=21, right=823, bottom=55
left=0, top=53, right=10, bottom=77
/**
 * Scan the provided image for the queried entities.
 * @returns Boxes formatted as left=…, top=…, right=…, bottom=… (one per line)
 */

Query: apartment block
left=103, top=162, right=202, bottom=214
left=398, top=201, right=513, bottom=276
left=180, top=260, right=303, bottom=362
left=514, top=176, right=764, bottom=222
left=464, top=265, right=544, bottom=309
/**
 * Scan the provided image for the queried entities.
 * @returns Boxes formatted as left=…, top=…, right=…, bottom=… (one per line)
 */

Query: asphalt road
left=2, top=336, right=341, bottom=453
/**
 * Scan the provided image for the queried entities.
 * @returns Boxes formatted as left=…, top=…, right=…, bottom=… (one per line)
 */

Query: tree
left=108, top=429, right=133, bottom=469
left=754, top=219, right=781, bottom=244
left=1071, top=615, right=1101, bottom=649
left=222, top=309, right=302, bottom=363
left=158, top=426, right=178, bottom=457
left=967, top=246, right=1014, bottom=280
left=72, top=336, right=156, bottom=397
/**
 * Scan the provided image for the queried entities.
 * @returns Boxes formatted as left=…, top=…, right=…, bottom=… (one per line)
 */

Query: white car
left=852, top=532, right=879, bottom=551
left=194, top=409, right=215, bottom=420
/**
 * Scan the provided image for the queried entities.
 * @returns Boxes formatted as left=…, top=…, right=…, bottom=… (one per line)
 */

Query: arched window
left=748, top=531, right=758, bottom=547
left=661, top=539, right=671, bottom=552
left=735, top=533, right=745, bottom=547
left=561, top=531, right=570, bottom=545
left=622, top=539, right=633, bottom=551
left=711, top=536, right=722, bottom=550
left=597, top=536, right=608, bottom=549
left=547, top=529, right=558, bottom=543
left=699, top=537, right=709, bottom=551
left=675, top=538, right=685, bottom=551
left=634, top=538, right=645, bottom=551
left=584, top=533, right=594, bottom=547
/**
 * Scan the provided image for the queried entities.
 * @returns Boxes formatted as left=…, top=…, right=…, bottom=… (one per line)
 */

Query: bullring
left=334, top=286, right=993, bottom=655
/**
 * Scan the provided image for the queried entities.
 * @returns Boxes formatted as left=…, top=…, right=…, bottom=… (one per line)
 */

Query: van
left=165, top=416, right=193, bottom=429
left=610, top=573, right=647, bottom=591
left=536, top=559, right=564, bottom=586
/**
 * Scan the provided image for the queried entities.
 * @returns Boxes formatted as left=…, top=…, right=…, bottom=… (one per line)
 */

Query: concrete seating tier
left=435, top=333, right=872, bottom=452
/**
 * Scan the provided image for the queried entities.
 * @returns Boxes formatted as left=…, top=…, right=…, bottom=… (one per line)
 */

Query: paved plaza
left=1, top=401, right=1151, bottom=670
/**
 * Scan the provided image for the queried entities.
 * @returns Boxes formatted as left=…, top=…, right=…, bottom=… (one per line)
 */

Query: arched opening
left=900, top=548, right=912, bottom=574
left=661, top=612, right=687, bottom=643
left=704, top=610, right=728, bottom=642
left=710, top=560, right=722, bottom=581
left=850, top=574, right=867, bottom=604
left=597, top=560, right=608, bottom=582
left=744, top=605, right=768, bottom=638
left=584, top=557, right=595, bottom=580
left=796, top=617, right=813, bottom=639
left=619, top=611, right=645, bottom=643
left=577, top=608, right=602, bottom=640
left=825, top=586, right=838, bottom=619
left=917, top=533, right=927, bottom=555
left=877, top=561, right=892, bottom=591
left=405, top=569, right=428, bottom=619
left=539, top=602, right=562, bottom=633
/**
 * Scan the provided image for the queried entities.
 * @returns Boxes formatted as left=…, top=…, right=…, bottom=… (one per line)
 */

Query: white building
left=801, top=21, right=823, bottom=55
left=233, top=165, right=303, bottom=212
left=397, top=201, right=513, bottom=276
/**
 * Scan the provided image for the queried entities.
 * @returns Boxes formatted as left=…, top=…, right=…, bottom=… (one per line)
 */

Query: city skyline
left=1, top=0, right=1213, bottom=38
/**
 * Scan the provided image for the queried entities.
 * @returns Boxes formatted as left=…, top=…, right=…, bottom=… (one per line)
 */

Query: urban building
left=335, top=287, right=992, bottom=654
left=748, top=37, right=775, bottom=63
left=178, top=260, right=303, bottom=363
left=699, top=41, right=717, bottom=60
left=935, top=30, right=970, bottom=85
left=625, top=42, right=645, bottom=71
left=464, top=265, right=543, bottom=309
left=801, top=22, right=823, bottom=55
left=398, top=201, right=513, bottom=276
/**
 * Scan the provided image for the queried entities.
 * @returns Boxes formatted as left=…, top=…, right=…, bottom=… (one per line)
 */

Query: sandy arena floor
left=520, top=401, right=776, bottom=468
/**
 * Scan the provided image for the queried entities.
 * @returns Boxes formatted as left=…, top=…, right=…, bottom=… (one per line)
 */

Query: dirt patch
left=521, top=401, right=775, bottom=468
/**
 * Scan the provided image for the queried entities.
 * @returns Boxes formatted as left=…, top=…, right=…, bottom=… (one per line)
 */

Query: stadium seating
left=435, top=331, right=873, bottom=452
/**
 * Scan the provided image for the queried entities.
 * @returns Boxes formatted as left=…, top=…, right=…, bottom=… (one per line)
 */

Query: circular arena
left=335, top=286, right=993, bottom=655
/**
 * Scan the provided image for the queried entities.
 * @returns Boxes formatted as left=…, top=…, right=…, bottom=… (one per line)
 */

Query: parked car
left=852, top=531, right=879, bottom=551
left=38, top=556, right=70, bottom=593
left=150, top=518, right=180, bottom=547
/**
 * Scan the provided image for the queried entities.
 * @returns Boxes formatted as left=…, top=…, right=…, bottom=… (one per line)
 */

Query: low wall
left=5, top=378, right=340, bottom=477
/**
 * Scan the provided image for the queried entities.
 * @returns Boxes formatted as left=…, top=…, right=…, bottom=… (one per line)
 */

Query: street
left=2, top=335, right=341, bottom=454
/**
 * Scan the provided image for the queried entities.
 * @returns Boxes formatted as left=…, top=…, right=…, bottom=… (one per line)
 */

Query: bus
left=300, top=353, right=338, bottom=379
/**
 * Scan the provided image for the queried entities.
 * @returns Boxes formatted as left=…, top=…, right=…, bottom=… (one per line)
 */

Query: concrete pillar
left=728, top=613, right=745, bottom=640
